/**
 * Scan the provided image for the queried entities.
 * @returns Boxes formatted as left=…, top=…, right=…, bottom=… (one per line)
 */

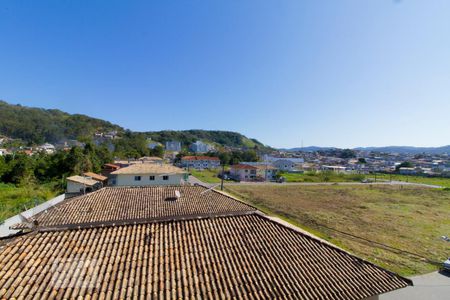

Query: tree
left=395, top=161, right=414, bottom=172
left=358, top=158, right=366, bottom=164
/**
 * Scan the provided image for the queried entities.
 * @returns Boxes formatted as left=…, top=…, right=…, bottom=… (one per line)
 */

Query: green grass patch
left=0, top=182, right=60, bottom=223
left=225, top=184, right=450, bottom=276
left=371, top=173, right=450, bottom=188
left=280, top=171, right=365, bottom=183
left=190, top=169, right=222, bottom=183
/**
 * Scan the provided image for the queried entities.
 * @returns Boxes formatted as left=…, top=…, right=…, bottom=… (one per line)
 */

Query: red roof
left=231, top=164, right=258, bottom=170
left=182, top=156, right=220, bottom=161
left=104, top=163, right=120, bottom=169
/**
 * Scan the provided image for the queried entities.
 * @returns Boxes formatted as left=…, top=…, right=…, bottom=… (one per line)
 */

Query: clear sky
left=1, top=1, right=450, bottom=149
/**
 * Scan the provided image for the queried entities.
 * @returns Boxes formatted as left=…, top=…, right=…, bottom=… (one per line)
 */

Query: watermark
left=51, top=257, right=100, bottom=289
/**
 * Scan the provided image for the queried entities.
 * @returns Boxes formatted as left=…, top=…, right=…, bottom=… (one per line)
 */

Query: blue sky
left=1, top=1, right=450, bottom=148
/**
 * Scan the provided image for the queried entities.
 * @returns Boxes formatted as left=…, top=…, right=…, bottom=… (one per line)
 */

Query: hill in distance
left=282, top=145, right=450, bottom=154
left=0, top=100, right=269, bottom=150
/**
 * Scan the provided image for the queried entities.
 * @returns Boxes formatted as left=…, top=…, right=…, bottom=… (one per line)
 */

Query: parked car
left=442, top=258, right=450, bottom=273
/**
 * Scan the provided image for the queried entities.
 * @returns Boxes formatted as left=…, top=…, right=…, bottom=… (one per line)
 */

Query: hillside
left=145, top=130, right=267, bottom=150
left=0, top=100, right=269, bottom=150
left=0, top=100, right=122, bottom=144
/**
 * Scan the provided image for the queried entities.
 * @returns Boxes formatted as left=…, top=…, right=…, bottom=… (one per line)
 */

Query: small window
left=134, top=176, right=141, bottom=181
left=163, top=175, right=169, bottom=180
left=149, top=176, right=155, bottom=181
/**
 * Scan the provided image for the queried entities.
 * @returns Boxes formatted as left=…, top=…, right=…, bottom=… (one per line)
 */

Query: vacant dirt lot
left=225, top=184, right=450, bottom=276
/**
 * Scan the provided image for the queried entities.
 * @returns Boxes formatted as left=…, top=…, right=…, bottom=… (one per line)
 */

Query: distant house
left=230, top=164, right=278, bottom=181
left=189, top=141, right=214, bottom=153
left=165, top=141, right=182, bottom=152
left=181, top=156, right=221, bottom=169
left=321, top=165, right=347, bottom=173
left=109, top=163, right=187, bottom=186
left=139, top=156, right=164, bottom=163
left=230, top=164, right=257, bottom=181
left=399, top=167, right=420, bottom=175
left=37, top=143, right=56, bottom=154
left=83, top=172, right=108, bottom=186
left=272, top=159, right=297, bottom=171
left=0, top=149, right=7, bottom=156
left=66, top=175, right=102, bottom=194
left=102, top=163, right=121, bottom=176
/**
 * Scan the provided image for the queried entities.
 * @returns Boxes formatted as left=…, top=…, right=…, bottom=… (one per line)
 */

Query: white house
left=181, top=156, right=221, bottom=169
left=230, top=164, right=278, bottom=181
left=37, top=143, right=56, bottom=154
left=230, top=164, right=257, bottom=181
left=189, top=141, right=214, bottom=153
left=109, top=163, right=187, bottom=186
left=272, top=159, right=297, bottom=171
left=165, top=141, right=182, bottom=152
left=0, top=149, right=7, bottom=156
left=66, top=175, right=102, bottom=194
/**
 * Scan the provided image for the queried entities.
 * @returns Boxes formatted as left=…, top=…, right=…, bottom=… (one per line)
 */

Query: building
left=83, top=172, right=108, bottom=186
left=66, top=175, right=102, bottom=194
left=165, top=140, right=182, bottom=152
left=189, top=140, right=214, bottom=153
left=109, top=163, right=187, bottom=186
left=138, top=156, right=164, bottom=163
left=181, top=156, right=221, bottom=169
left=0, top=148, right=7, bottom=156
left=37, top=143, right=56, bottom=154
left=230, top=164, right=257, bottom=181
left=272, top=159, right=297, bottom=171
left=230, top=163, right=278, bottom=181
left=254, top=164, right=278, bottom=180
left=2, top=185, right=411, bottom=299
left=399, top=167, right=420, bottom=175
left=102, top=163, right=121, bottom=176
left=321, top=165, right=347, bottom=173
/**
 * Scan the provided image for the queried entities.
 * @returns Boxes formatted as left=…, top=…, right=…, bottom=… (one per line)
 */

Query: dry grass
left=225, top=184, right=450, bottom=276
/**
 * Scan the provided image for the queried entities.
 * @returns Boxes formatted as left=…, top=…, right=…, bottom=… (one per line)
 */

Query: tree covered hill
left=0, top=100, right=269, bottom=150
left=145, top=130, right=267, bottom=150
left=0, top=100, right=122, bottom=144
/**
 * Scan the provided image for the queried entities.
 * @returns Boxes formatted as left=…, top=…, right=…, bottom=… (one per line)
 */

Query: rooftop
left=25, top=186, right=256, bottom=229
left=182, top=156, right=220, bottom=161
left=66, top=175, right=99, bottom=186
left=0, top=214, right=410, bottom=299
left=83, top=172, right=107, bottom=182
left=111, top=163, right=186, bottom=175
left=230, top=164, right=258, bottom=170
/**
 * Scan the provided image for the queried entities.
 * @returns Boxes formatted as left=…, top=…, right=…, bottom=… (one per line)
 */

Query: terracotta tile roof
left=29, top=186, right=256, bottom=229
left=182, top=156, right=220, bottom=161
left=103, top=163, right=120, bottom=169
left=0, top=214, right=410, bottom=299
left=83, top=172, right=107, bottom=181
left=66, top=175, right=98, bottom=186
left=111, top=163, right=186, bottom=175
left=230, top=164, right=258, bottom=170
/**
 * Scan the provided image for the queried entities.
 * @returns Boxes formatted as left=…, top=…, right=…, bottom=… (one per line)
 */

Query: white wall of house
left=181, top=160, right=221, bottom=169
left=273, top=159, right=296, bottom=171
left=112, top=173, right=184, bottom=186
left=230, top=168, right=257, bottom=181
left=67, top=181, right=92, bottom=193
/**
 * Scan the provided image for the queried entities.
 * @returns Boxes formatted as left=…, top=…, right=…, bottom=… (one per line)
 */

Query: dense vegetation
left=0, top=100, right=122, bottom=144
left=145, top=130, right=267, bottom=150
left=0, top=101, right=269, bottom=151
left=0, top=144, right=112, bottom=187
